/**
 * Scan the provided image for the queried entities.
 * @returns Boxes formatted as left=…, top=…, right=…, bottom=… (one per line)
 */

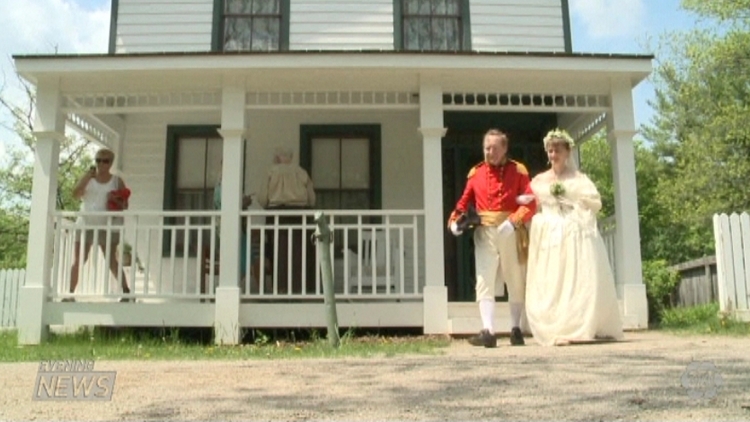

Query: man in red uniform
left=447, top=129, right=536, bottom=347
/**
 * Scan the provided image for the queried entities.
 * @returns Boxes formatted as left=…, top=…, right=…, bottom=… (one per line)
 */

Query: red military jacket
left=448, top=159, right=536, bottom=228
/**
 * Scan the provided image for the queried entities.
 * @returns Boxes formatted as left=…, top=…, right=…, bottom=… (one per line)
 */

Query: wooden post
left=314, top=211, right=340, bottom=348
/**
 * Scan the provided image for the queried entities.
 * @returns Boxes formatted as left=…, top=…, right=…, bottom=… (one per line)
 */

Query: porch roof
left=13, top=50, right=653, bottom=93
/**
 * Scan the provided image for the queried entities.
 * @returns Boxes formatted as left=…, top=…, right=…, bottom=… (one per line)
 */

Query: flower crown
left=543, top=128, right=575, bottom=148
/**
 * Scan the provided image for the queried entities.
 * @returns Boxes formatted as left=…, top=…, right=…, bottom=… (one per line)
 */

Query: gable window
left=396, top=0, right=470, bottom=51
left=213, top=0, right=290, bottom=51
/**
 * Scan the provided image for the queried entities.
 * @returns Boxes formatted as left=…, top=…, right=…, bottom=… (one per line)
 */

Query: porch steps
left=447, top=300, right=643, bottom=335
left=447, top=302, right=531, bottom=335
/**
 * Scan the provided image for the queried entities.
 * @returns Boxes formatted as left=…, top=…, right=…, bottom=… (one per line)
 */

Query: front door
left=442, top=112, right=556, bottom=302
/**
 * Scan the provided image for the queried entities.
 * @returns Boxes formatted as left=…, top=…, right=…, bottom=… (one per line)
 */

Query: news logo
left=680, top=360, right=723, bottom=400
left=33, top=360, right=116, bottom=401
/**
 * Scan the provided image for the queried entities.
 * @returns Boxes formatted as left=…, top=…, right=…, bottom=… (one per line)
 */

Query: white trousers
left=473, top=226, right=526, bottom=303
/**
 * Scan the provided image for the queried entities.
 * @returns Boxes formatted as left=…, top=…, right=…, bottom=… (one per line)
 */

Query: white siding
left=114, top=0, right=214, bottom=54
left=113, top=0, right=567, bottom=54
left=119, top=109, right=425, bottom=292
left=470, top=0, right=566, bottom=52
left=289, top=0, right=394, bottom=50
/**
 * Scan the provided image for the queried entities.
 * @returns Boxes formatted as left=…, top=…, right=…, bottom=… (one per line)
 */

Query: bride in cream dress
left=520, top=129, right=623, bottom=346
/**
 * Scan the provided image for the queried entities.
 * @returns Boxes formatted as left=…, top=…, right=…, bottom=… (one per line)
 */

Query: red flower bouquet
left=107, top=188, right=131, bottom=211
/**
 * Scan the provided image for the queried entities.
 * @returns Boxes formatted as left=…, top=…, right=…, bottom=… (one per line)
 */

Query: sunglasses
left=95, top=158, right=111, bottom=164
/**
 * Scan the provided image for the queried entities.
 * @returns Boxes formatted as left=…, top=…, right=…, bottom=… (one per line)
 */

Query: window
left=397, top=0, right=470, bottom=51
left=163, top=126, right=225, bottom=257
left=300, top=125, right=382, bottom=258
left=311, top=138, right=372, bottom=210
left=300, top=125, right=382, bottom=212
left=214, top=0, right=290, bottom=51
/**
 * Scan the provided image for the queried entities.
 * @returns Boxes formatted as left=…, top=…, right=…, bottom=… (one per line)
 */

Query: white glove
left=516, top=194, right=535, bottom=205
left=497, top=220, right=515, bottom=236
left=450, top=222, right=463, bottom=236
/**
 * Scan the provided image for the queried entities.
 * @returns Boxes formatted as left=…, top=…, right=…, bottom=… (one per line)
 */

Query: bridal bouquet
left=550, top=182, right=565, bottom=198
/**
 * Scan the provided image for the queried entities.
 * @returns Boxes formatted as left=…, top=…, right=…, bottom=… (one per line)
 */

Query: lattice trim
left=442, top=92, right=611, bottom=109
left=245, top=91, right=419, bottom=108
left=62, top=91, right=221, bottom=111
left=572, top=112, right=607, bottom=142
left=66, top=113, right=116, bottom=146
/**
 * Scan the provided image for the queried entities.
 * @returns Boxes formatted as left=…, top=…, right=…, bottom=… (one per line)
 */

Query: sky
left=0, top=0, right=703, bottom=162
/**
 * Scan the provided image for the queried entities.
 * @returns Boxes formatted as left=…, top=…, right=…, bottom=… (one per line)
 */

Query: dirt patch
left=1, top=331, right=748, bottom=421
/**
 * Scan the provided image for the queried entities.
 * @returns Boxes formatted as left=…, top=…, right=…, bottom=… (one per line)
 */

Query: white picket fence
left=713, top=212, right=750, bottom=321
left=0, top=269, right=24, bottom=328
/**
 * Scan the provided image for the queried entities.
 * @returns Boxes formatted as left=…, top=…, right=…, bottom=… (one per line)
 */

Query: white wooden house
left=14, top=0, right=650, bottom=345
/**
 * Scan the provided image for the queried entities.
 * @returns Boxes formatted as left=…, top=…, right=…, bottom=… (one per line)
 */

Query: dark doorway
left=442, top=112, right=557, bottom=302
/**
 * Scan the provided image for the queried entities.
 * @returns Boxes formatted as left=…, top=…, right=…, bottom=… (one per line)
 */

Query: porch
left=14, top=51, right=651, bottom=344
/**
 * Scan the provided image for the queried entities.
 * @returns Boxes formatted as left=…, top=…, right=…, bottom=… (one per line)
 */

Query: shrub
left=642, top=259, right=681, bottom=324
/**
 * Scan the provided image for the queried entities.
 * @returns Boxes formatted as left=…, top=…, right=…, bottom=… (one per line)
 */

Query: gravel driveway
left=1, top=330, right=748, bottom=421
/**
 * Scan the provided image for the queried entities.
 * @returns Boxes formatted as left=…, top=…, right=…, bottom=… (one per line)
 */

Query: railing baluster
left=370, top=225, right=376, bottom=295
left=130, top=216, right=139, bottom=298
left=399, top=226, right=405, bottom=295
left=209, top=215, right=217, bottom=298
left=196, top=220, right=203, bottom=297
left=301, top=215, right=307, bottom=296
left=144, top=226, right=152, bottom=296
left=328, top=214, right=335, bottom=296
left=182, top=218, right=189, bottom=296
left=385, top=215, right=391, bottom=296
left=273, top=214, right=279, bottom=296
left=169, top=227, right=176, bottom=295
left=343, top=226, right=349, bottom=296
left=157, top=220, right=164, bottom=295
left=259, top=224, right=266, bottom=296
left=51, top=216, right=63, bottom=300
left=413, top=215, right=419, bottom=294
left=287, top=224, right=292, bottom=296
left=357, top=215, right=362, bottom=296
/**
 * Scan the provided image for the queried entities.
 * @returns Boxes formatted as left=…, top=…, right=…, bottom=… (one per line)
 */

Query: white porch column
left=18, top=78, right=65, bottom=345
left=607, top=77, right=648, bottom=329
left=418, top=78, right=448, bottom=334
left=215, top=79, right=245, bottom=345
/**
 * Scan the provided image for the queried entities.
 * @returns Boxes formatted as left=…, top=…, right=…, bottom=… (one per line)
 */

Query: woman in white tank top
left=66, top=148, right=132, bottom=302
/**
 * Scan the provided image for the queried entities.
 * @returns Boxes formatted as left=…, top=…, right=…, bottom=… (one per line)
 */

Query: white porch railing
left=713, top=212, right=750, bottom=321
left=239, top=210, right=425, bottom=300
left=52, top=211, right=220, bottom=302
left=598, top=215, right=616, bottom=279
left=0, top=268, right=24, bottom=327
left=50, top=210, right=425, bottom=302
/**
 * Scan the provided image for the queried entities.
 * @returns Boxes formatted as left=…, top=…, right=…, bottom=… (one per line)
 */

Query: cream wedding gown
left=525, top=171, right=624, bottom=346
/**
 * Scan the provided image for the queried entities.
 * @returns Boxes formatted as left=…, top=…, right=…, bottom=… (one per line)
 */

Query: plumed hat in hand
left=455, top=205, right=481, bottom=233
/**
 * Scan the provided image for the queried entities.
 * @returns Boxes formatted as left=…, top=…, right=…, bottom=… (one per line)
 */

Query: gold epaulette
left=467, top=162, right=484, bottom=179
left=512, top=160, right=529, bottom=175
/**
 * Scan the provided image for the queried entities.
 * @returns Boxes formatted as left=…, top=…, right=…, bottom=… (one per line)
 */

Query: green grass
left=0, top=327, right=451, bottom=362
left=657, top=302, right=750, bottom=336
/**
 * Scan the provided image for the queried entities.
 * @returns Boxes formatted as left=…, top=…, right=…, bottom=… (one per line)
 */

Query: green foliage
left=0, top=83, right=93, bottom=269
left=660, top=302, right=750, bottom=335
left=579, top=134, right=674, bottom=262
left=642, top=1, right=750, bottom=263
left=681, top=0, right=750, bottom=22
left=642, top=260, right=681, bottom=324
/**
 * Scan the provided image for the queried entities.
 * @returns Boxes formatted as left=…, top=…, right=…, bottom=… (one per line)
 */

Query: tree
left=579, top=132, right=673, bottom=263
left=642, top=0, right=750, bottom=262
left=0, top=77, right=93, bottom=268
